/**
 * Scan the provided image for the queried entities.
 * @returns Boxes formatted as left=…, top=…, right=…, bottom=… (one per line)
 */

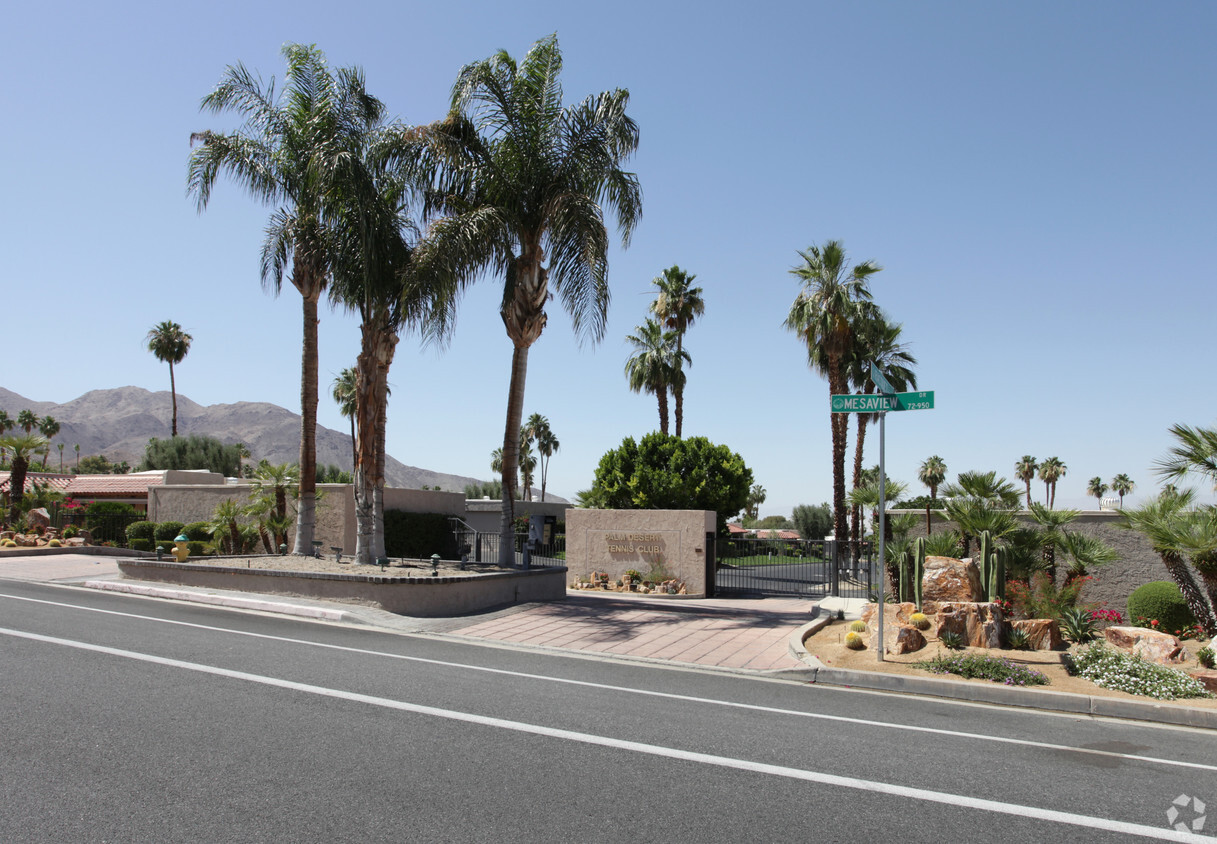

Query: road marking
left=0, top=624, right=1208, bottom=843
left=2, top=590, right=1213, bottom=773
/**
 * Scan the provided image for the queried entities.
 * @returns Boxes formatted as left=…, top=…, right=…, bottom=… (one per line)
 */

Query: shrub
left=1059, top=607, right=1098, bottom=644
left=126, top=521, right=156, bottom=542
left=848, top=620, right=868, bottom=633
left=1007, top=573, right=1091, bottom=622
left=383, top=511, right=458, bottom=560
left=154, top=521, right=186, bottom=542
left=83, top=502, right=140, bottom=545
left=1198, top=646, right=1215, bottom=669
left=130, top=539, right=154, bottom=552
left=1127, top=581, right=1196, bottom=636
left=910, top=612, right=931, bottom=630
left=917, top=652, right=1049, bottom=686
left=183, top=522, right=211, bottom=542
left=187, top=541, right=208, bottom=557
left=844, top=631, right=865, bottom=650
left=1066, top=642, right=1213, bottom=700
left=1090, top=608, right=1123, bottom=625
left=62, top=524, right=78, bottom=539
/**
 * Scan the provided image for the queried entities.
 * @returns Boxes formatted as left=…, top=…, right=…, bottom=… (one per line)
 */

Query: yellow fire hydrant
left=171, top=533, right=191, bottom=562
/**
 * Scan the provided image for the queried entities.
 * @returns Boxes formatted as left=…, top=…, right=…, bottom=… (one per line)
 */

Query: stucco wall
left=462, top=499, right=569, bottom=534
left=895, top=509, right=1165, bottom=616
left=566, top=509, right=715, bottom=597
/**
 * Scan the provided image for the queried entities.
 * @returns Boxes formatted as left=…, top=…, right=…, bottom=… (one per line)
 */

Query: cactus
left=910, top=611, right=931, bottom=630
left=977, top=531, right=992, bottom=599
left=992, top=547, right=1006, bottom=602
left=912, top=536, right=926, bottom=609
left=848, top=619, right=868, bottom=633
left=896, top=550, right=910, bottom=603
left=845, top=631, right=866, bottom=650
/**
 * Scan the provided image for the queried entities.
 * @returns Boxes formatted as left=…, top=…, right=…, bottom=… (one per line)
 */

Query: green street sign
left=831, top=391, right=934, bottom=413
left=870, top=363, right=896, bottom=395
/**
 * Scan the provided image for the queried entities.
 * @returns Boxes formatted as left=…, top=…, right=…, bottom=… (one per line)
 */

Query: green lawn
left=722, top=554, right=824, bottom=567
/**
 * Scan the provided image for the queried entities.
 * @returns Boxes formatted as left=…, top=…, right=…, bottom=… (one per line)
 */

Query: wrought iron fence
left=715, top=537, right=872, bottom=600
left=54, top=511, right=145, bottom=547
left=448, top=517, right=565, bottom=568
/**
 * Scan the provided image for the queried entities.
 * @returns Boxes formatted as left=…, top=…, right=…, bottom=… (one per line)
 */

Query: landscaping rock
left=936, top=602, right=1007, bottom=649
left=1103, top=626, right=1186, bottom=665
left=922, top=556, right=983, bottom=602
left=1013, top=618, right=1063, bottom=650
left=27, top=508, right=51, bottom=530
left=868, top=623, right=926, bottom=655
left=1186, top=669, right=1217, bottom=693
left=860, top=602, right=919, bottom=628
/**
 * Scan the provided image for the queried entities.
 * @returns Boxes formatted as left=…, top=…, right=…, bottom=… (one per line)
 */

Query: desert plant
left=918, top=652, right=1049, bottom=685
left=848, top=620, right=868, bottom=633
left=922, top=530, right=963, bottom=558
left=1066, top=642, right=1213, bottom=700
left=1007, top=572, right=1091, bottom=622
left=1059, top=606, right=1098, bottom=643
left=1005, top=628, right=1032, bottom=650
left=910, top=612, right=931, bottom=631
left=844, top=631, right=866, bottom=650
left=939, top=631, right=965, bottom=650
left=1198, top=646, right=1215, bottom=669
left=1127, top=581, right=1197, bottom=636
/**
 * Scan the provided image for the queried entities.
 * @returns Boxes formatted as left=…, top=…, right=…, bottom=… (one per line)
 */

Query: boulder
left=860, top=602, right=919, bottom=628
left=1013, top=618, right=1063, bottom=651
left=1186, top=669, right=1217, bottom=693
left=1103, top=626, right=1186, bottom=665
left=27, top=508, right=51, bottom=530
left=922, top=556, right=984, bottom=602
left=868, top=624, right=926, bottom=655
left=936, top=602, right=1008, bottom=649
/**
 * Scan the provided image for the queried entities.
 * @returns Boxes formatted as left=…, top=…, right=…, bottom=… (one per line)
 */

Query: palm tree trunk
left=499, top=342, right=530, bottom=566
left=373, top=332, right=396, bottom=561
left=1162, top=552, right=1217, bottom=636
left=850, top=415, right=868, bottom=563
left=169, top=360, right=179, bottom=437
left=9, top=454, right=28, bottom=520
left=292, top=294, right=319, bottom=556
left=658, top=387, right=670, bottom=436
left=674, top=335, right=684, bottom=438
left=828, top=356, right=849, bottom=549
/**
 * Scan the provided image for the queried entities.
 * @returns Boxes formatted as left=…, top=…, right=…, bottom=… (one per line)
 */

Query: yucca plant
left=1059, top=606, right=1098, bottom=644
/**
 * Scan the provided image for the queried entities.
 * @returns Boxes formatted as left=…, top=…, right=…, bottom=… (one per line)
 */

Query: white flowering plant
left=1066, top=643, right=1213, bottom=700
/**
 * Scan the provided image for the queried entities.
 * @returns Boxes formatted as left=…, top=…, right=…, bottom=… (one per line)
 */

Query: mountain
left=0, top=385, right=531, bottom=495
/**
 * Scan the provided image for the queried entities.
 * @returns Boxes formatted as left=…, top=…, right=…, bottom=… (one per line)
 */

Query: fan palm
left=1110, top=473, right=1135, bottom=507
left=1086, top=476, right=1109, bottom=509
left=388, top=34, right=641, bottom=564
left=625, top=319, right=686, bottom=435
left=17, top=410, right=36, bottom=434
left=1014, top=455, right=1038, bottom=508
left=37, top=416, right=59, bottom=471
left=917, top=455, right=947, bottom=535
left=784, top=240, right=880, bottom=544
left=145, top=321, right=192, bottom=437
left=332, top=368, right=358, bottom=476
left=649, top=266, right=704, bottom=438
left=0, top=433, right=48, bottom=518
left=188, top=43, right=386, bottom=555
left=525, top=414, right=559, bottom=502
left=1155, top=423, right=1217, bottom=491
left=1037, top=457, right=1066, bottom=509
left=1027, top=502, right=1079, bottom=584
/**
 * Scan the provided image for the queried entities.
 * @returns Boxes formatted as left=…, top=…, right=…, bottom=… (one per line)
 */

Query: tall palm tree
left=332, top=368, right=358, bottom=477
left=1087, top=476, right=1109, bottom=509
left=784, top=240, right=880, bottom=545
left=1014, top=455, right=1038, bottom=508
left=188, top=43, right=386, bottom=556
left=525, top=414, right=559, bottom=502
left=17, top=410, right=36, bottom=434
left=519, top=435, right=537, bottom=502
left=917, top=455, right=947, bottom=535
left=145, top=321, right=192, bottom=437
left=37, top=416, right=59, bottom=471
left=1038, top=456, right=1066, bottom=509
left=391, top=34, right=642, bottom=565
left=649, top=266, right=704, bottom=438
left=0, top=433, right=48, bottom=519
left=1155, top=423, right=1217, bottom=491
left=746, top=484, right=767, bottom=521
left=1110, top=473, right=1135, bottom=507
left=625, top=319, right=686, bottom=435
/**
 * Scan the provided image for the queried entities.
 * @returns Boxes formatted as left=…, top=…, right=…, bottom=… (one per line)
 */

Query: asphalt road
left=2, top=579, right=1215, bottom=843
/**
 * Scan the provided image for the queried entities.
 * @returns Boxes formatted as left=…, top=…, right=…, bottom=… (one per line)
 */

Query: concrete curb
left=786, top=619, right=1217, bottom=730
left=82, top=580, right=358, bottom=623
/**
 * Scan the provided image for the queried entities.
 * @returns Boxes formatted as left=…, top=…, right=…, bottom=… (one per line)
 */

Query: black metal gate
left=714, top=537, right=873, bottom=599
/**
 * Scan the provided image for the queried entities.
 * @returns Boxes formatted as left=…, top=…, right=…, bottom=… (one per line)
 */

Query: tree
left=0, top=433, right=48, bottom=518
left=1087, top=476, right=1109, bottom=509
left=189, top=44, right=386, bottom=555
left=784, top=240, right=880, bottom=544
left=1027, top=502, right=1079, bottom=584
left=74, top=443, right=79, bottom=469
left=525, top=414, right=559, bottom=502
left=649, top=266, right=704, bottom=438
left=791, top=502, right=833, bottom=541
left=746, top=484, right=767, bottom=521
left=589, top=433, right=753, bottom=534
left=248, top=461, right=298, bottom=551
left=1155, top=423, right=1217, bottom=491
left=518, top=435, right=537, bottom=502
left=917, top=455, right=947, bottom=535
left=394, top=34, right=641, bottom=565
left=625, top=319, right=685, bottom=436
left=1111, top=473, right=1135, bottom=507
left=75, top=455, right=130, bottom=475
left=145, top=320, right=192, bottom=437
left=1037, top=456, right=1067, bottom=509
left=332, top=368, right=357, bottom=474
left=37, top=416, right=59, bottom=470
left=1014, top=455, right=1038, bottom=508
left=140, top=435, right=243, bottom=477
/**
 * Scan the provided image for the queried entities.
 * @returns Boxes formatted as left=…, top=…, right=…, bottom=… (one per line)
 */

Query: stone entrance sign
left=565, top=509, right=715, bottom=597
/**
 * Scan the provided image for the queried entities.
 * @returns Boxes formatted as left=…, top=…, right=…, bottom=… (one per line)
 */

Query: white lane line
left=0, top=625, right=1208, bottom=843
left=2, top=590, right=1213, bottom=774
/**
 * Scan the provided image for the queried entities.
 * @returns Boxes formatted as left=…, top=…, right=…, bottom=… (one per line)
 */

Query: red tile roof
left=65, top=475, right=164, bottom=497
left=0, top=472, right=73, bottom=495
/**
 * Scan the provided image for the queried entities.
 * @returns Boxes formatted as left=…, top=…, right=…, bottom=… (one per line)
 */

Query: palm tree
left=1155, top=423, right=1217, bottom=491
left=649, top=266, right=704, bottom=438
left=390, top=34, right=642, bottom=565
left=519, top=435, right=537, bottom=502
left=332, top=368, right=358, bottom=476
left=56, top=443, right=65, bottom=472
left=188, top=44, right=386, bottom=556
left=1087, top=476, right=1109, bottom=509
left=248, top=461, right=298, bottom=551
left=1027, top=502, right=1078, bottom=584
left=917, top=455, right=947, bottom=535
left=625, top=319, right=686, bottom=435
left=17, top=410, right=36, bottom=434
left=746, top=484, right=767, bottom=521
left=525, top=414, right=559, bottom=502
left=145, top=321, right=192, bottom=437
left=0, top=433, right=48, bottom=518
left=1014, top=455, right=1038, bottom=508
left=1038, top=456, right=1066, bottom=509
left=73, top=443, right=80, bottom=470
left=37, top=416, right=59, bottom=471
left=1110, top=473, right=1135, bottom=507
left=784, top=240, right=880, bottom=545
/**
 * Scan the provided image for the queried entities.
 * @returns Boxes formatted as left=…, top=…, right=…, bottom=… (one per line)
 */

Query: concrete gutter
left=84, top=580, right=358, bottom=623
left=787, top=616, right=1217, bottom=730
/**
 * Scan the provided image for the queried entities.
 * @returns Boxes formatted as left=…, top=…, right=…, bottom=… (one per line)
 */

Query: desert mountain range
left=0, top=385, right=517, bottom=495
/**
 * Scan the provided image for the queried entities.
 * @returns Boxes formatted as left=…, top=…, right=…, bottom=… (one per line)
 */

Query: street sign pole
left=877, top=409, right=886, bottom=662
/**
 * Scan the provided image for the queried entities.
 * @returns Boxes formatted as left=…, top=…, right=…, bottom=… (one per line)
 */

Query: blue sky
left=4, top=0, right=1215, bottom=516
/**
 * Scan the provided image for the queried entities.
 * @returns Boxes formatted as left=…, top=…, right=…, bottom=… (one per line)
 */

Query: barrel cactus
left=848, top=620, right=868, bottom=633
left=910, top=611, right=930, bottom=630
left=845, top=631, right=866, bottom=650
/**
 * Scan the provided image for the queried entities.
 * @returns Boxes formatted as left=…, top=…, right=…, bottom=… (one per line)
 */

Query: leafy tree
left=791, top=502, right=833, bottom=541
left=189, top=44, right=385, bottom=555
left=589, top=433, right=753, bottom=534
left=755, top=515, right=793, bottom=530
left=0, top=433, right=48, bottom=518
left=625, top=319, right=686, bottom=435
left=1110, top=473, right=1135, bottom=507
left=649, top=266, right=704, bottom=438
left=1087, top=476, right=1109, bottom=509
left=145, top=320, right=192, bottom=437
left=316, top=464, right=353, bottom=484
left=395, top=34, right=642, bottom=564
left=1037, top=456, right=1067, bottom=509
left=1014, top=455, right=1038, bottom=508
left=785, top=240, right=880, bottom=544
left=140, top=435, right=243, bottom=476
left=917, top=455, right=947, bottom=535
left=75, top=455, right=131, bottom=475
